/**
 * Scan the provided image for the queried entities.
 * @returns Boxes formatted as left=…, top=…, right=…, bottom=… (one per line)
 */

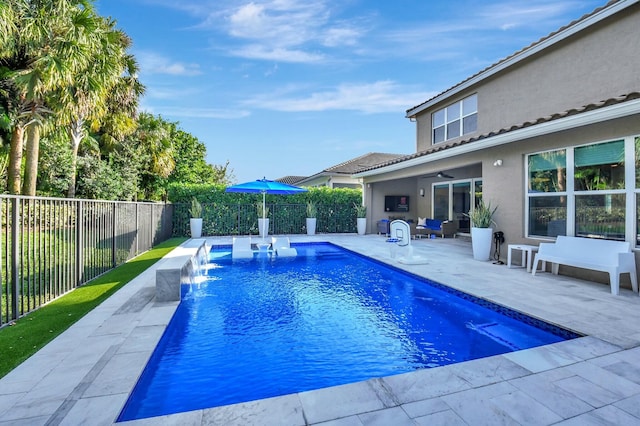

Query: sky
left=94, top=0, right=605, bottom=184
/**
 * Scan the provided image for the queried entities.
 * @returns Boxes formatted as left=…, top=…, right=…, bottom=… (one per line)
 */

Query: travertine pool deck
left=2, top=234, right=640, bottom=425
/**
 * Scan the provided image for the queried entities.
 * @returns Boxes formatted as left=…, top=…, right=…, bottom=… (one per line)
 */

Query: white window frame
left=431, top=178, right=482, bottom=220
left=432, top=94, right=477, bottom=144
left=525, top=136, right=637, bottom=245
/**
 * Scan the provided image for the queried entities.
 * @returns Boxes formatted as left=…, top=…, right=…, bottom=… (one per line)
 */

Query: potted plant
left=467, top=200, right=498, bottom=261
left=189, top=197, right=203, bottom=238
left=355, top=202, right=367, bottom=235
left=257, top=202, right=270, bottom=238
left=306, top=201, right=317, bottom=235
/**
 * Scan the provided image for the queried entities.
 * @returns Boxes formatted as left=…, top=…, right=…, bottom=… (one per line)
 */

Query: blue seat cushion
left=425, top=219, right=442, bottom=230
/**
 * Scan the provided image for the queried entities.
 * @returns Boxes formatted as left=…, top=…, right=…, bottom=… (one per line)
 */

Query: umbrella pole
left=262, top=191, right=266, bottom=241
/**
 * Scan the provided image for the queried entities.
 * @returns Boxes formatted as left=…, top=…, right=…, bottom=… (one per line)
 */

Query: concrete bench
left=531, top=235, right=638, bottom=295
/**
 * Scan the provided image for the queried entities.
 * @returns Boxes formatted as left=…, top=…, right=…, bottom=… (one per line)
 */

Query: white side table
left=507, top=244, right=544, bottom=272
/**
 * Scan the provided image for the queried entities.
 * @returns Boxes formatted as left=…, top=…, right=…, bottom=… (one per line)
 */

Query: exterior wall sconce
left=419, top=188, right=425, bottom=197
left=493, top=159, right=503, bottom=167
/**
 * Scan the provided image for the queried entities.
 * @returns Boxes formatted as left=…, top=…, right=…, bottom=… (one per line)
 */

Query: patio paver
left=2, top=235, right=640, bottom=425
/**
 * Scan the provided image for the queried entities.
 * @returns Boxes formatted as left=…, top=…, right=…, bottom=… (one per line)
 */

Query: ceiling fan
left=423, top=171, right=454, bottom=179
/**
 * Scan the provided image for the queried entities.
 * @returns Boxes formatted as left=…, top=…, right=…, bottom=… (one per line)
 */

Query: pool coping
left=2, top=235, right=640, bottom=425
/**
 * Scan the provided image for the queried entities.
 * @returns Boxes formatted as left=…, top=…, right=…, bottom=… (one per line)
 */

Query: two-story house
left=355, top=0, right=640, bottom=285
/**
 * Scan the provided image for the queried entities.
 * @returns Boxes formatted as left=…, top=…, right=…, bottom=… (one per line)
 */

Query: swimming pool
left=118, top=242, right=579, bottom=421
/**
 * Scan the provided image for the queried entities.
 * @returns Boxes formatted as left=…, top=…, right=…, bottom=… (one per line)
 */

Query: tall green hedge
left=167, top=183, right=361, bottom=204
left=168, top=183, right=363, bottom=236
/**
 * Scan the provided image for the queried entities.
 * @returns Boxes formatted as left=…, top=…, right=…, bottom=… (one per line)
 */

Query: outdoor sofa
left=414, top=218, right=457, bottom=238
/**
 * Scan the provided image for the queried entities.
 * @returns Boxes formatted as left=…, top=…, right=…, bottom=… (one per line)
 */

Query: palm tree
left=133, top=113, right=176, bottom=199
left=1, top=0, right=102, bottom=195
left=55, top=18, right=143, bottom=198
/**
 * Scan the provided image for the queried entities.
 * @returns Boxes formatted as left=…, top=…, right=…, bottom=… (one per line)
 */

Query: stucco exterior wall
left=297, top=175, right=362, bottom=188
left=366, top=178, right=417, bottom=233
left=415, top=3, right=640, bottom=152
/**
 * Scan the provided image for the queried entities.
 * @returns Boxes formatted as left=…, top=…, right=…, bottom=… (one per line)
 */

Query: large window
left=527, top=139, right=628, bottom=241
left=575, top=140, right=625, bottom=240
left=574, top=140, right=624, bottom=190
left=528, top=149, right=567, bottom=238
left=432, top=94, right=477, bottom=143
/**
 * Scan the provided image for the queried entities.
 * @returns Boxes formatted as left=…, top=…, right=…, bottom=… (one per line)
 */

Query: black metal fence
left=1, top=197, right=358, bottom=326
left=172, top=202, right=358, bottom=237
left=0, top=195, right=173, bottom=326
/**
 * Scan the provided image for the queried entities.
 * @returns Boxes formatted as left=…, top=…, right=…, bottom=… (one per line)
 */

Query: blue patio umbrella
left=225, top=178, right=307, bottom=238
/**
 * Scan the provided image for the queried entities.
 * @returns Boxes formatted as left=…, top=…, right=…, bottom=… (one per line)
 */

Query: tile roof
left=276, top=176, right=307, bottom=185
left=362, top=92, right=640, bottom=173
left=406, top=0, right=622, bottom=116
left=322, top=152, right=404, bottom=174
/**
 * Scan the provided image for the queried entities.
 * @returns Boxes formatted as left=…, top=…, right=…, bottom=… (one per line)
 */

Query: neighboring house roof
left=324, top=152, right=403, bottom=174
left=276, top=176, right=307, bottom=185
left=297, top=152, right=404, bottom=184
left=359, top=92, right=640, bottom=174
left=406, top=0, right=627, bottom=118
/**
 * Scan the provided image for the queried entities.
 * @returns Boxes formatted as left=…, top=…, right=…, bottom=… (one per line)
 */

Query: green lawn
left=0, top=237, right=187, bottom=379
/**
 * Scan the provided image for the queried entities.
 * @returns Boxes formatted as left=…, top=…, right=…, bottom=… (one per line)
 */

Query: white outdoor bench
left=531, top=235, right=638, bottom=295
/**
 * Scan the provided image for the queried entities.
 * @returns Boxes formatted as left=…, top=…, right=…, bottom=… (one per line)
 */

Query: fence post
left=150, top=203, right=155, bottom=248
left=76, top=200, right=84, bottom=285
left=112, top=203, right=117, bottom=268
left=135, top=203, right=139, bottom=255
left=10, top=197, right=19, bottom=320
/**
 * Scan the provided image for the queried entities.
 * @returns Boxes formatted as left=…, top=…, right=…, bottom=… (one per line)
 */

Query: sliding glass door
left=432, top=179, right=482, bottom=232
left=433, top=184, right=449, bottom=220
left=453, top=182, right=471, bottom=232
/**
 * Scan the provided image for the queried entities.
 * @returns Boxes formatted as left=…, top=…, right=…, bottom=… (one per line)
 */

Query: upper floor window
left=432, top=94, right=477, bottom=143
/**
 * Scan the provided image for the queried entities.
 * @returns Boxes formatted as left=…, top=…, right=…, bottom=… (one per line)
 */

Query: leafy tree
left=37, top=129, right=74, bottom=196
left=169, top=126, right=234, bottom=186
left=126, top=113, right=233, bottom=200
left=126, top=112, right=175, bottom=200
left=73, top=134, right=140, bottom=201
left=75, top=154, right=124, bottom=200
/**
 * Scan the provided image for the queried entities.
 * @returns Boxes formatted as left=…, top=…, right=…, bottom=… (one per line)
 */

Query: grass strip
left=0, top=237, right=187, bottom=379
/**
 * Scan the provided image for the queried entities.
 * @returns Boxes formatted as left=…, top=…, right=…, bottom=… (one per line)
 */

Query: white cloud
left=194, top=0, right=369, bottom=63
left=231, top=45, right=325, bottom=63
left=264, top=63, right=279, bottom=76
left=145, top=87, right=192, bottom=100
left=479, top=1, right=586, bottom=31
left=142, top=105, right=251, bottom=119
left=243, top=81, right=436, bottom=114
left=227, top=1, right=328, bottom=45
left=321, top=27, right=361, bottom=47
left=137, top=0, right=599, bottom=66
left=359, top=0, right=601, bottom=69
left=137, top=51, right=202, bottom=76
left=224, top=1, right=366, bottom=62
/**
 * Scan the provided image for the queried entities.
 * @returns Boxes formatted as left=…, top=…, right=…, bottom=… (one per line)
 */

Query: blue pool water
left=118, top=242, right=579, bottom=421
